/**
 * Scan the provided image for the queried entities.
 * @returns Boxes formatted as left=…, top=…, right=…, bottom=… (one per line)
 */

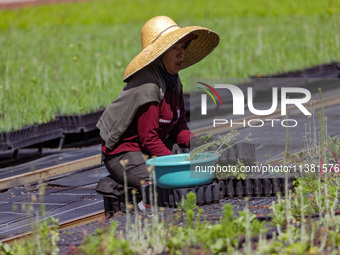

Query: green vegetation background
left=0, top=0, right=339, bottom=132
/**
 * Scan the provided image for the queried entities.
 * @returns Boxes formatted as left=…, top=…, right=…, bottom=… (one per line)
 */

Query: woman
left=97, top=16, right=219, bottom=189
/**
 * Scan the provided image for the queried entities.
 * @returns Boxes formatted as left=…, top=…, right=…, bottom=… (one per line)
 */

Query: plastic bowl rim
left=146, top=152, right=219, bottom=167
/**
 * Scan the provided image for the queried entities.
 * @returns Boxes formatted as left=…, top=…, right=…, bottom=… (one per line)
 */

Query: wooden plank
left=0, top=154, right=101, bottom=190
left=0, top=210, right=104, bottom=245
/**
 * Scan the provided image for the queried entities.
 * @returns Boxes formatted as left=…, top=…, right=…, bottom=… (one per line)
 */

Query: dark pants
left=103, top=151, right=150, bottom=189
left=102, top=137, right=186, bottom=189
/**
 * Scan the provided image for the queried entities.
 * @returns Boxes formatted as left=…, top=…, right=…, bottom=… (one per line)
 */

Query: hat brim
left=123, top=26, right=220, bottom=82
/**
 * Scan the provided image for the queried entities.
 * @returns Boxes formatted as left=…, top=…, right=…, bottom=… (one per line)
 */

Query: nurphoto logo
left=196, top=82, right=312, bottom=128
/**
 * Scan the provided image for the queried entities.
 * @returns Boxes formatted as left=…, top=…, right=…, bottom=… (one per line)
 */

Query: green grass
left=0, top=0, right=340, bottom=132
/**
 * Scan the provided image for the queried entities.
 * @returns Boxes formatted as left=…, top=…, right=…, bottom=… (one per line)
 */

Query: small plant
left=265, top=182, right=340, bottom=254
left=176, top=192, right=197, bottom=212
left=216, top=159, right=247, bottom=180
left=166, top=193, right=206, bottom=254
left=187, top=131, right=252, bottom=160
left=0, top=242, right=12, bottom=255
left=175, top=192, right=198, bottom=228
left=80, top=221, right=134, bottom=255
left=204, top=203, right=266, bottom=254
left=263, top=89, right=340, bottom=254
left=270, top=194, right=291, bottom=226
left=167, top=193, right=267, bottom=254
left=188, top=131, right=251, bottom=181
left=283, top=89, right=340, bottom=205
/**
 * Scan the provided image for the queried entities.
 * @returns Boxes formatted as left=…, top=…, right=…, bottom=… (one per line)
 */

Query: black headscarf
left=158, top=64, right=179, bottom=91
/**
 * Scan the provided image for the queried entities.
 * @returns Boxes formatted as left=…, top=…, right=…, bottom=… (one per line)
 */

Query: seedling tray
left=4, top=119, right=63, bottom=152
left=258, top=61, right=340, bottom=79
left=101, top=173, right=297, bottom=218
left=58, top=109, right=104, bottom=134
left=0, top=133, right=5, bottom=151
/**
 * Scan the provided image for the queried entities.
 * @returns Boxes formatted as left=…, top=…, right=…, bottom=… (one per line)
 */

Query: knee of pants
left=103, top=151, right=151, bottom=188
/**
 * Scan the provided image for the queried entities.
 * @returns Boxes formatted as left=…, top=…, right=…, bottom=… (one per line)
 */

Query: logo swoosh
left=197, top=82, right=222, bottom=105
left=196, top=87, right=217, bottom=106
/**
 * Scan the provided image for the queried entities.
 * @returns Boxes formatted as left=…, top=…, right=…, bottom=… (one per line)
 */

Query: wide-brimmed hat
left=123, top=16, right=220, bottom=82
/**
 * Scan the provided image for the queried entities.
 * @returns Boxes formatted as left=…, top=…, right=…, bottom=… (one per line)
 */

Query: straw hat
left=123, top=16, right=220, bottom=82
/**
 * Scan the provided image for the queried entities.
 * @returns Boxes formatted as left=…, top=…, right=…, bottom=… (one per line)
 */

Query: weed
left=216, top=159, right=247, bottom=180
left=0, top=243, right=12, bottom=255
left=80, top=221, right=133, bottom=255
left=175, top=192, right=197, bottom=228
left=264, top=89, right=340, bottom=254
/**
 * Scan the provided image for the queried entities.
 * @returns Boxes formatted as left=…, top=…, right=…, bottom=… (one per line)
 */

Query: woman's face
left=162, top=42, right=185, bottom=75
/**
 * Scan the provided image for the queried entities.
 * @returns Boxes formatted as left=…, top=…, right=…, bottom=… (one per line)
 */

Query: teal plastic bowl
left=146, top=153, right=219, bottom=189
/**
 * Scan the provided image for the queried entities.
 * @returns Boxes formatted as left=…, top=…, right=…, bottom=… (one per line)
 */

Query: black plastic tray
left=0, top=133, right=5, bottom=151
left=256, top=62, right=340, bottom=78
left=58, top=109, right=104, bottom=134
left=4, top=119, right=63, bottom=152
left=101, top=175, right=297, bottom=218
left=218, top=142, right=256, bottom=164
